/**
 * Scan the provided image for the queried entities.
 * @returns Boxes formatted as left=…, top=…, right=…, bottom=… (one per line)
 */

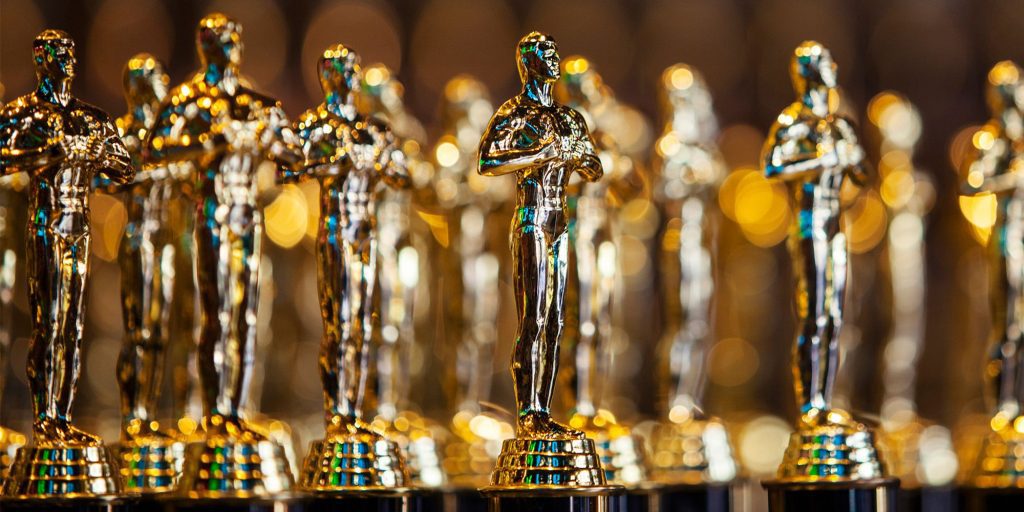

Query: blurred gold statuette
left=760, top=41, right=886, bottom=483
left=554, top=55, right=650, bottom=488
left=648, top=64, right=737, bottom=485
left=0, top=85, right=27, bottom=479
left=285, top=45, right=410, bottom=491
left=478, top=32, right=612, bottom=491
left=144, top=13, right=302, bottom=498
left=960, top=60, right=1024, bottom=489
left=865, top=91, right=957, bottom=489
left=0, top=30, right=134, bottom=497
left=433, top=75, right=516, bottom=487
left=111, top=52, right=187, bottom=494
left=360, top=63, right=447, bottom=489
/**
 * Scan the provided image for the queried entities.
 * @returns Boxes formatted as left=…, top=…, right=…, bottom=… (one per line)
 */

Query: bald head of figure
left=33, top=29, right=76, bottom=83
left=516, top=32, right=560, bottom=85
left=196, top=13, right=242, bottom=71
left=318, top=44, right=361, bottom=100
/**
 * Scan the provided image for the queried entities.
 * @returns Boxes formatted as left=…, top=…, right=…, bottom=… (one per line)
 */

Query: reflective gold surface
left=648, top=64, right=737, bottom=485
left=478, top=32, right=606, bottom=488
left=0, top=29, right=132, bottom=497
left=961, top=60, right=1024, bottom=488
left=286, top=44, right=409, bottom=490
left=143, top=13, right=301, bottom=497
left=761, top=41, right=884, bottom=482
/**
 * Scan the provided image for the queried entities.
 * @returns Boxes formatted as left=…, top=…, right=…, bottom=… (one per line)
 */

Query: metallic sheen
left=761, top=41, right=884, bottom=482
left=144, top=13, right=300, bottom=497
left=478, top=32, right=607, bottom=488
left=0, top=30, right=132, bottom=497
left=648, top=64, right=737, bottom=484
left=961, top=60, right=1024, bottom=488
left=111, top=53, right=186, bottom=494
left=286, top=45, right=409, bottom=490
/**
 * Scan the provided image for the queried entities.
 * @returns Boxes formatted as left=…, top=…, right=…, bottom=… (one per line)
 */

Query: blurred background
left=0, top=0, right=1011, bottom=507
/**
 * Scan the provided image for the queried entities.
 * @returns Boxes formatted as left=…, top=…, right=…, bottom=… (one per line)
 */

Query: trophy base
left=958, top=486, right=1024, bottom=512
left=777, top=410, right=885, bottom=480
left=444, top=486, right=488, bottom=512
left=176, top=432, right=295, bottom=498
left=157, top=495, right=306, bottom=512
left=762, top=478, right=899, bottom=512
left=648, top=417, right=738, bottom=485
left=653, top=482, right=731, bottom=512
left=299, top=430, right=408, bottom=490
left=0, top=496, right=136, bottom=512
left=569, top=411, right=651, bottom=487
left=481, top=486, right=624, bottom=512
left=3, top=444, right=121, bottom=497
left=305, top=487, right=442, bottom=512
left=490, top=437, right=605, bottom=486
left=111, top=435, right=186, bottom=493
left=899, top=486, right=955, bottom=512
left=373, top=411, right=446, bottom=487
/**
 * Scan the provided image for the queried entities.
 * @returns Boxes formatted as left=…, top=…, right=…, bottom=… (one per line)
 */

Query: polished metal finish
left=761, top=41, right=884, bottom=482
left=144, top=13, right=301, bottom=497
left=961, top=60, right=1024, bottom=488
left=478, top=32, right=606, bottom=488
left=110, top=53, right=186, bottom=493
left=648, top=64, right=736, bottom=484
left=555, top=56, right=650, bottom=487
left=0, top=29, right=133, bottom=497
left=433, top=75, right=516, bottom=487
left=285, top=45, right=409, bottom=490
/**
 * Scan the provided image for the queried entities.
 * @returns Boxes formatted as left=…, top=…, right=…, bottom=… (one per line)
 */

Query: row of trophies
left=0, top=10, right=1020, bottom=512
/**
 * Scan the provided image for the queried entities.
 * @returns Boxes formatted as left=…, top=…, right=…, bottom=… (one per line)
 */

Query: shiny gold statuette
left=760, top=42, right=893, bottom=500
left=554, top=56, right=650, bottom=487
left=961, top=61, right=1024, bottom=489
left=110, top=53, right=187, bottom=494
left=432, top=76, right=516, bottom=487
left=0, top=30, right=133, bottom=497
left=143, top=13, right=302, bottom=498
left=478, top=32, right=612, bottom=494
left=359, top=64, right=447, bottom=489
left=285, top=45, right=409, bottom=491
left=0, top=86, right=27, bottom=479
left=866, top=92, right=957, bottom=490
left=647, top=64, right=738, bottom=486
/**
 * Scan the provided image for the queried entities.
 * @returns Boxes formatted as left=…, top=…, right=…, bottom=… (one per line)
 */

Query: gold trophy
left=759, top=41, right=896, bottom=510
left=110, top=53, right=187, bottom=494
left=0, top=30, right=133, bottom=499
left=647, top=64, right=738, bottom=507
left=432, top=76, right=516, bottom=492
left=358, top=63, right=448, bottom=490
left=285, top=44, right=410, bottom=493
left=478, top=32, right=617, bottom=507
left=553, top=56, right=652, bottom=496
left=959, top=60, right=1024, bottom=508
left=144, top=13, right=302, bottom=500
left=865, top=92, right=958, bottom=502
left=0, top=85, right=27, bottom=479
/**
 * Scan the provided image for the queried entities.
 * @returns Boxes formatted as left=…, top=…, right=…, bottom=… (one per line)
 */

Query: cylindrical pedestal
left=609, top=485, right=659, bottom=512
left=898, top=486, right=955, bottom=512
left=654, top=483, right=732, bottom=512
left=763, top=479, right=899, bottom=512
left=0, top=496, right=138, bottom=512
left=443, top=486, right=488, bottom=512
left=306, top=488, right=442, bottom=512
left=482, top=486, right=623, bottom=512
left=959, top=486, right=1024, bottom=511
left=158, top=495, right=307, bottom=512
